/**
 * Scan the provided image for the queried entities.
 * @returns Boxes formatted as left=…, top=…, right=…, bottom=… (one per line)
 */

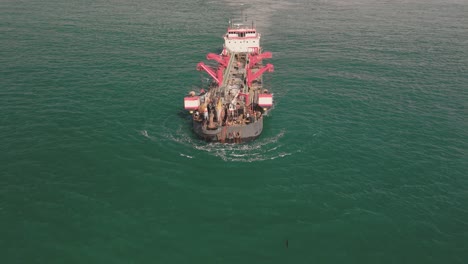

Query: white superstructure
left=223, top=20, right=261, bottom=53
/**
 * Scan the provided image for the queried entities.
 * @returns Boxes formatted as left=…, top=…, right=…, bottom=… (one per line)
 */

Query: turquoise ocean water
left=1, top=0, right=467, bottom=263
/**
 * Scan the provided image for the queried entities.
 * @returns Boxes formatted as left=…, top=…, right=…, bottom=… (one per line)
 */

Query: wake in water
left=165, top=124, right=296, bottom=162
left=141, top=112, right=297, bottom=162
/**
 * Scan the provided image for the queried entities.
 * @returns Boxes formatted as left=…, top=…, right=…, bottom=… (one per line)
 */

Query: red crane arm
left=197, top=62, right=220, bottom=84
left=217, top=65, right=224, bottom=85
left=247, top=63, right=274, bottom=87
left=248, top=52, right=273, bottom=68
left=206, top=53, right=229, bottom=67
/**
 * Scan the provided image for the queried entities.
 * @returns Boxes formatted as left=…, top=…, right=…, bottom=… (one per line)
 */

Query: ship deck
left=192, top=50, right=268, bottom=142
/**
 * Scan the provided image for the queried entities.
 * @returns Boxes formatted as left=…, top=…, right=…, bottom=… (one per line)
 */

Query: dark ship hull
left=192, top=113, right=263, bottom=143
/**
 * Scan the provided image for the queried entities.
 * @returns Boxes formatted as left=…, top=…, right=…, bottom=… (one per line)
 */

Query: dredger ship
left=184, top=19, right=274, bottom=143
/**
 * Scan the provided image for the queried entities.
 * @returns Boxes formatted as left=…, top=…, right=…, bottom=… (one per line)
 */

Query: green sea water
left=1, top=0, right=467, bottom=263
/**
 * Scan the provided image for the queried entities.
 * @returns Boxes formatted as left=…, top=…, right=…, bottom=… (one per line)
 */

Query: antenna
left=240, top=3, right=247, bottom=22
left=240, top=4, right=244, bottom=21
